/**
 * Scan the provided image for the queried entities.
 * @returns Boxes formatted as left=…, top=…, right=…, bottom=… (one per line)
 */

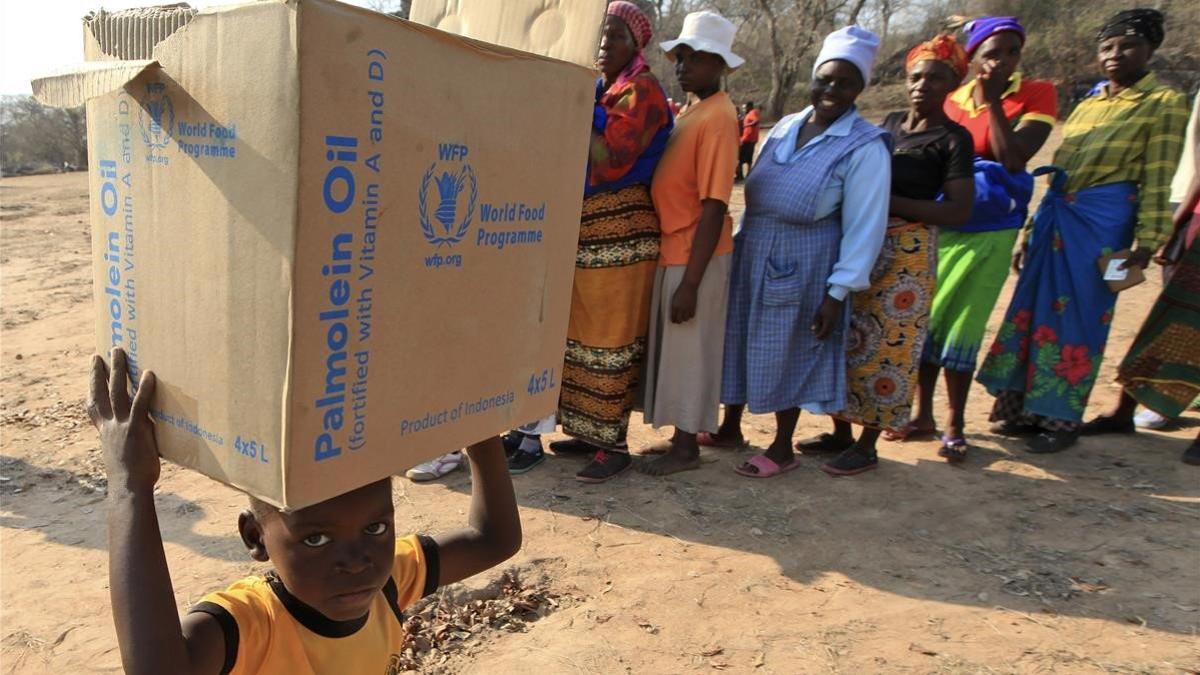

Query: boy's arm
left=672, top=113, right=737, bottom=324
left=92, top=349, right=225, bottom=675
left=670, top=199, right=726, bottom=323
left=432, top=436, right=522, bottom=586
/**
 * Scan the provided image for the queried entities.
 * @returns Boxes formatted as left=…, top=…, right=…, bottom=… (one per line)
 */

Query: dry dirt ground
left=2, top=166, right=1198, bottom=674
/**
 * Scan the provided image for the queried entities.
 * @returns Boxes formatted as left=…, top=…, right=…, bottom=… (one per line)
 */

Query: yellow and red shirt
left=190, top=534, right=438, bottom=675
left=945, top=73, right=1058, bottom=161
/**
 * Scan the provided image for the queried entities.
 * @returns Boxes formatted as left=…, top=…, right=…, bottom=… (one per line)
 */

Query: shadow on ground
left=435, top=417, right=1200, bottom=635
left=0, top=455, right=245, bottom=562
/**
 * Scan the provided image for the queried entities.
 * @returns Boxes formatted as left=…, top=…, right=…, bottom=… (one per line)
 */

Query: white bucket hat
left=660, top=10, right=744, bottom=71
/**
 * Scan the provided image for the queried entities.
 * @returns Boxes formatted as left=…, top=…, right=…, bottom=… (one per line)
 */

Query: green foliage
left=650, top=0, right=1199, bottom=120
left=1, top=96, right=87, bottom=174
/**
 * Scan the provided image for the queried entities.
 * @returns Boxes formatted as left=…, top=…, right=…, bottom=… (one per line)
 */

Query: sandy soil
left=2, top=163, right=1198, bottom=674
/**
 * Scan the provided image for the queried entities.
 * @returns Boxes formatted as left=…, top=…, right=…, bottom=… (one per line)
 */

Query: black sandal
left=821, top=447, right=878, bottom=476
left=989, top=420, right=1041, bottom=437
left=937, top=436, right=968, bottom=463
left=1080, top=415, right=1136, bottom=436
left=550, top=438, right=599, bottom=455
left=1026, top=429, right=1081, bottom=454
left=794, top=432, right=853, bottom=455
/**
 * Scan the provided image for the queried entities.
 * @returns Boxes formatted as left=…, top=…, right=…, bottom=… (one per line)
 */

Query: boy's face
left=240, top=480, right=396, bottom=621
left=671, top=45, right=725, bottom=94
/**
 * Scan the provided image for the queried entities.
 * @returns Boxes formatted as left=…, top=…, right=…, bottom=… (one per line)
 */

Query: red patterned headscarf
left=905, top=34, right=969, bottom=81
left=605, top=1, right=653, bottom=91
left=607, top=1, right=653, bottom=49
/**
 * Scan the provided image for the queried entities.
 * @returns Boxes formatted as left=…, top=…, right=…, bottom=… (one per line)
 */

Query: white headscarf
left=812, top=26, right=881, bottom=85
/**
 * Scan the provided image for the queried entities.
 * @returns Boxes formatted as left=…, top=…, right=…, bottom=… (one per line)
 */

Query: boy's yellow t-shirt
left=189, top=534, right=438, bottom=675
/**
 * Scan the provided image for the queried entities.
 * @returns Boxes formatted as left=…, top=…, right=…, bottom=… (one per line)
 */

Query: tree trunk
left=846, top=0, right=869, bottom=25
left=766, top=64, right=788, bottom=121
left=880, top=0, right=894, bottom=45
left=767, top=56, right=803, bottom=120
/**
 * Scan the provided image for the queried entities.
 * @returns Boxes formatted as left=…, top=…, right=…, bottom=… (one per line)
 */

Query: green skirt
left=921, top=228, right=1019, bottom=373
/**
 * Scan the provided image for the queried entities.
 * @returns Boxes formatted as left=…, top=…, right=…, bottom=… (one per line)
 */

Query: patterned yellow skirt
left=840, top=220, right=937, bottom=431
left=559, top=185, right=660, bottom=448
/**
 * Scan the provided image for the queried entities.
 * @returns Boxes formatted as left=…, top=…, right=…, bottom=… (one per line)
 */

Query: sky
left=0, top=0, right=380, bottom=96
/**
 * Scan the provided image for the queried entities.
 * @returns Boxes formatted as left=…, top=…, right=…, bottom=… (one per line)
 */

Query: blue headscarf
left=963, top=16, right=1025, bottom=57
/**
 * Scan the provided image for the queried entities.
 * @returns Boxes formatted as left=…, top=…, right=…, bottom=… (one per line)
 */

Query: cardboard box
left=34, top=0, right=601, bottom=508
left=409, top=0, right=602, bottom=68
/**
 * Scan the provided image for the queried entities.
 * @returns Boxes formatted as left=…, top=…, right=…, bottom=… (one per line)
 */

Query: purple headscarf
left=963, top=16, right=1026, bottom=57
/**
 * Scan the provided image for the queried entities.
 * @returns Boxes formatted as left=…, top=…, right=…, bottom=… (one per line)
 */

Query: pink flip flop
left=734, top=453, right=802, bottom=478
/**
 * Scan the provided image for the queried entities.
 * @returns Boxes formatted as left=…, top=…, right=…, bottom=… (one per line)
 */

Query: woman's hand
left=1120, top=248, right=1153, bottom=270
left=811, top=295, right=844, bottom=340
left=978, top=62, right=1009, bottom=104
left=1011, top=241, right=1027, bottom=273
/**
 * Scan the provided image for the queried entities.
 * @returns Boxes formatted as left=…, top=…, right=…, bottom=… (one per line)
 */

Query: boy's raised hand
left=89, top=348, right=159, bottom=493
left=93, top=351, right=227, bottom=675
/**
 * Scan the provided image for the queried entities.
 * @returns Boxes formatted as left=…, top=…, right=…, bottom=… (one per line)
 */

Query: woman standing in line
left=506, top=1, right=675, bottom=481
left=1080, top=98, right=1200, bottom=460
left=1086, top=236, right=1200, bottom=465
left=893, top=17, right=1058, bottom=461
left=820, top=34, right=976, bottom=476
left=700, top=27, right=892, bottom=478
left=976, top=9, right=1187, bottom=454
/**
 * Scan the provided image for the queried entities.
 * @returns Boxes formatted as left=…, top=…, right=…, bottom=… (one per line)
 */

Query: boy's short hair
left=247, top=496, right=279, bottom=520
left=246, top=477, right=393, bottom=518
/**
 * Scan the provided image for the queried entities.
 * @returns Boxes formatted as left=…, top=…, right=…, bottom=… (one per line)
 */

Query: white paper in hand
left=1103, top=258, right=1129, bottom=282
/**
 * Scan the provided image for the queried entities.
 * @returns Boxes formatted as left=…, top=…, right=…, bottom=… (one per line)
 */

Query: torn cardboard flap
left=35, top=2, right=196, bottom=108
left=32, top=60, right=159, bottom=108
left=84, top=4, right=197, bottom=60
left=409, top=0, right=605, bottom=67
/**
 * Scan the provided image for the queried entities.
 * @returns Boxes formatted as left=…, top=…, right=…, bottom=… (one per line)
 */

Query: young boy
left=90, top=348, right=521, bottom=675
left=640, top=11, right=742, bottom=476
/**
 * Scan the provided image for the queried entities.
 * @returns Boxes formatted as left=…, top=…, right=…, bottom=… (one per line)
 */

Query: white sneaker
left=1133, top=409, right=1169, bottom=430
left=405, top=451, right=463, bottom=482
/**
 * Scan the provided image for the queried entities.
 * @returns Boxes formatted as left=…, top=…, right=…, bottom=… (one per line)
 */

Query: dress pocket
left=762, top=259, right=805, bottom=306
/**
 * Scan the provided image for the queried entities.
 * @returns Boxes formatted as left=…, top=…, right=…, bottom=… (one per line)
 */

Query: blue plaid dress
left=722, top=115, right=887, bottom=414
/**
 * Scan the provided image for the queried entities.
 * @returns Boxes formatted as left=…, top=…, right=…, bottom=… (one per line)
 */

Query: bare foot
left=641, top=441, right=674, bottom=456
left=881, top=419, right=937, bottom=442
left=638, top=449, right=701, bottom=476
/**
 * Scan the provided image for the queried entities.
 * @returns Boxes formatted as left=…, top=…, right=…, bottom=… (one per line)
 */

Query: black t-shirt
left=882, top=111, right=974, bottom=201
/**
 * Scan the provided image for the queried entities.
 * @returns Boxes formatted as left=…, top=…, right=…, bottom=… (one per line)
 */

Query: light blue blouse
left=760, top=106, right=891, bottom=300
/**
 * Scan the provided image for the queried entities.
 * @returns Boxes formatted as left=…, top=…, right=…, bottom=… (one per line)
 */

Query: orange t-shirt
left=740, top=109, right=760, bottom=144
left=651, top=91, right=738, bottom=267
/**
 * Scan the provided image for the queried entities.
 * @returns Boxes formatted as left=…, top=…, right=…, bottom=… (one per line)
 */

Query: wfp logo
left=138, top=83, right=174, bottom=150
left=419, top=143, right=477, bottom=247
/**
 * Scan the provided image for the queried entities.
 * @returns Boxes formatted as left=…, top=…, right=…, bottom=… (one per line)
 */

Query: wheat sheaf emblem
left=419, top=163, right=477, bottom=247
